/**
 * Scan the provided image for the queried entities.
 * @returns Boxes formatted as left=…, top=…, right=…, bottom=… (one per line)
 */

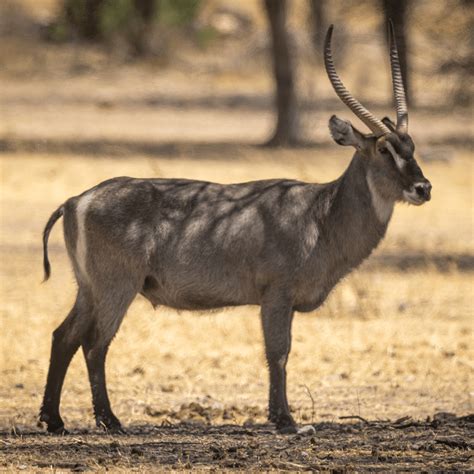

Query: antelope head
left=324, top=22, right=432, bottom=206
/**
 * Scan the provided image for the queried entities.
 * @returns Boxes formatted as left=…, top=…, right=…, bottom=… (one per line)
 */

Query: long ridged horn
left=388, top=19, right=408, bottom=133
left=324, top=25, right=391, bottom=136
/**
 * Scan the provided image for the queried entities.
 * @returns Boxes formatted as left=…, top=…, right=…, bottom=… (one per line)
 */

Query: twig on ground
left=435, top=437, right=469, bottom=449
left=302, top=384, right=316, bottom=424
left=356, top=388, right=361, bottom=418
left=392, top=416, right=420, bottom=429
left=339, top=415, right=371, bottom=424
left=393, top=416, right=412, bottom=424
left=393, top=421, right=419, bottom=429
left=277, top=460, right=310, bottom=470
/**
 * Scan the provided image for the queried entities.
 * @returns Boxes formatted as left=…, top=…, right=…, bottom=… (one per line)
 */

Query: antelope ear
left=328, top=115, right=365, bottom=149
left=382, top=116, right=396, bottom=132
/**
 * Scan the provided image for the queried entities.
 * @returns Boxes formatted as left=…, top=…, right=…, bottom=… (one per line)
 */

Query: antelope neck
left=331, top=153, right=393, bottom=232
left=366, top=171, right=394, bottom=224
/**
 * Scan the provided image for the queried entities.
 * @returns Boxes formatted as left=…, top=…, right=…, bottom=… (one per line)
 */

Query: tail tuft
left=43, top=206, right=64, bottom=282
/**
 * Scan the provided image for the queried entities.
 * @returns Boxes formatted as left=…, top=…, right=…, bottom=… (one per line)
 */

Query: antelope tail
left=42, top=205, right=64, bottom=282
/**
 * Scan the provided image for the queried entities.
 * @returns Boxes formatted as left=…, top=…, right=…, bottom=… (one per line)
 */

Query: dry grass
left=1, top=147, right=473, bottom=470
left=1, top=147, right=472, bottom=426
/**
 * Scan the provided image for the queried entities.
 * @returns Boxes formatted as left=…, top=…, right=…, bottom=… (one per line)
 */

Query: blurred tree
left=309, top=0, right=326, bottom=57
left=382, top=0, right=411, bottom=105
left=55, top=0, right=201, bottom=56
left=128, top=0, right=158, bottom=55
left=264, top=0, right=299, bottom=146
left=64, top=0, right=105, bottom=40
left=433, top=0, right=473, bottom=106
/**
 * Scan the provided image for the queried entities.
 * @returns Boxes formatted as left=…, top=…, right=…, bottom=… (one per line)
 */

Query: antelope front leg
left=260, top=297, right=296, bottom=433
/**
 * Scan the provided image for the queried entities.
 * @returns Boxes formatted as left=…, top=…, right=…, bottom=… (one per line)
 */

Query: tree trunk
left=309, top=0, right=325, bottom=57
left=130, top=0, right=158, bottom=55
left=382, top=0, right=411, bottom=105
left=263, top=0, right=299, bottom=146
left=64, top=0, right=105, bottom=41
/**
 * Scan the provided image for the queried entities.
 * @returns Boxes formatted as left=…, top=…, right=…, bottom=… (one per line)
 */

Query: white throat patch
left=366, top=172, right=394, bottom=224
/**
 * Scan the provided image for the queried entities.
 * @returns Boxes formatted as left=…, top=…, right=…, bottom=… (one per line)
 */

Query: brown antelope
left=40, top=23, right=431, bottom=434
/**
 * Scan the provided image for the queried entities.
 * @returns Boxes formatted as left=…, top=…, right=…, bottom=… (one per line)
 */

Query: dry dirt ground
left=1, top=143, right=473, bottom=471
left=1, top=12, right=473, bottom=471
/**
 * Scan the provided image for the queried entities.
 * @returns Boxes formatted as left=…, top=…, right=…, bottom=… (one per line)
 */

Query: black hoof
left=39, top=413, right=67, bottom=435
left=49, top=425, right=69, bottom=435
left=96, top=416, right=125, bottom=434
left=106, top=424, right=126, bottom=435
left=270, top=413, right=297, bottom=434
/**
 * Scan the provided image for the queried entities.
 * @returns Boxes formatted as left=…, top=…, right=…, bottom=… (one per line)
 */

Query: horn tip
left=388, top=18, right=395, bottom=36
left=325, top=24, right=334, bottom=47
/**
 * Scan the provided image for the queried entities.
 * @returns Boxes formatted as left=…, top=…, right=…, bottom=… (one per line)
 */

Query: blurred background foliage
left=47, top=0, right=203, bottom=54
left=0, top=0, right=472, bottom=146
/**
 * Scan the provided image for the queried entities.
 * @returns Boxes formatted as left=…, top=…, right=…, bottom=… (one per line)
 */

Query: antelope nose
left=414, top=182, right=432, bottom=201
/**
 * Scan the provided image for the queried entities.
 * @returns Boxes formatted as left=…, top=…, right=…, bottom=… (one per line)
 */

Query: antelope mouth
left=403, top=189, right=426, bottom=206
left=403, top=181, right=432, bottom=205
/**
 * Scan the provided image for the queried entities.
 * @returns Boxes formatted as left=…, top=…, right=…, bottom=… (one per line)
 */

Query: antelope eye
left=378, top=147, right=389, bottom=155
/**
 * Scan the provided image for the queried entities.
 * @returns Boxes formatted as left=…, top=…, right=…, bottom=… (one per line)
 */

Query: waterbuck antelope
left=40, top=24, right=431, bottom=435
